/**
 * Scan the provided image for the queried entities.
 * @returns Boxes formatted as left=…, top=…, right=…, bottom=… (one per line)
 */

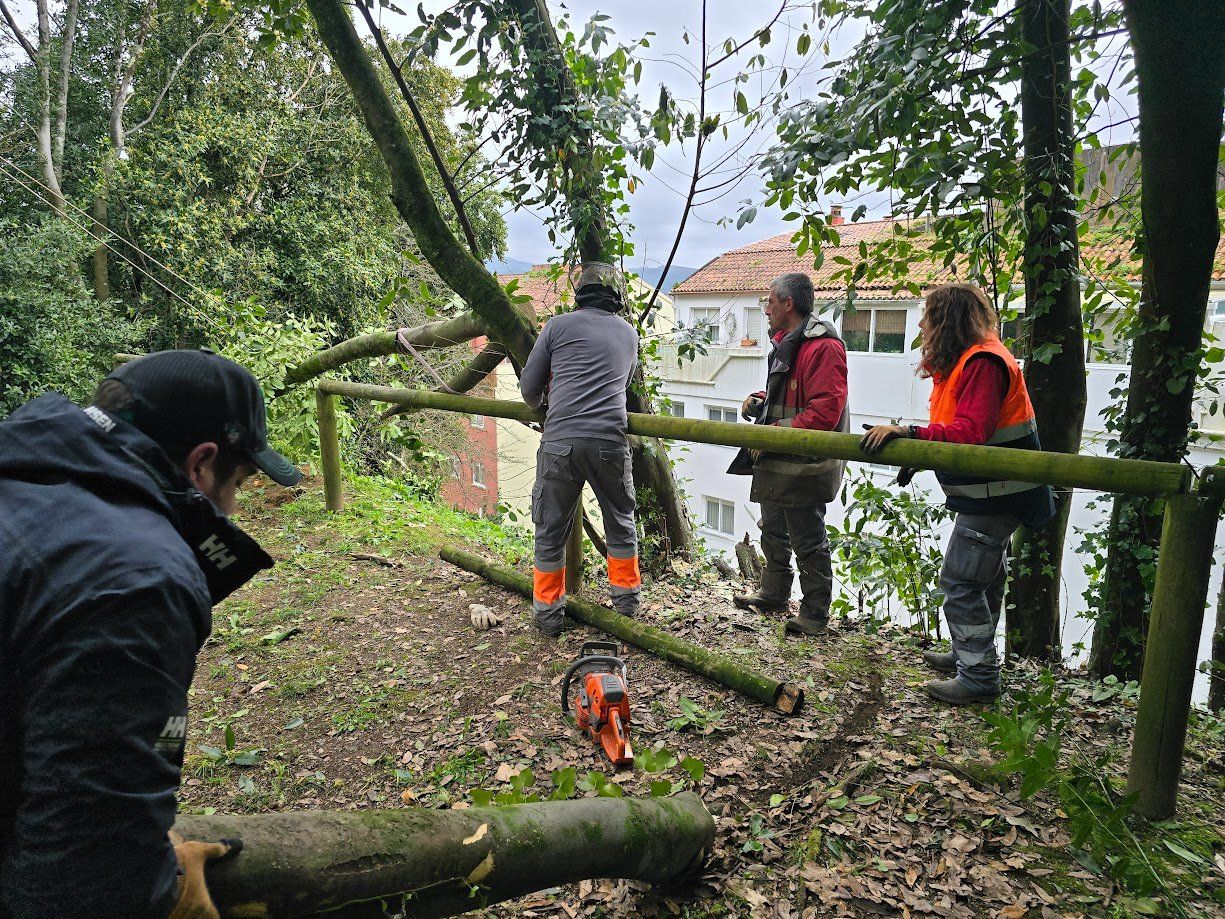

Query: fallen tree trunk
left=441, top=547, right=804, bottom=714
left=174, top=792, right=713, bottom=919
left=283, top=313, right=488, bottom=389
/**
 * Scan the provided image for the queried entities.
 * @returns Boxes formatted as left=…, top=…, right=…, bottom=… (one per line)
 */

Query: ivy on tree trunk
left=1089, top=0, right=1225, bottom=679
left=1007, top=0, right=1086, bottom=662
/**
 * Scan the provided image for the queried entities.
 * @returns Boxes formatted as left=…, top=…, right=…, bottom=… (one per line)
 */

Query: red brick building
left=439, top=334, right=500, bottom=516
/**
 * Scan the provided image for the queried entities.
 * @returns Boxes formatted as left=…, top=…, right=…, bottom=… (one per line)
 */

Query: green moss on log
left=439, top=546, right=804, bottom=714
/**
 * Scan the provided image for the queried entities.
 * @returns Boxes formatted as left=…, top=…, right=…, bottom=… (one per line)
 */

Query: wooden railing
left=312, top=380, right=1222, bottom=821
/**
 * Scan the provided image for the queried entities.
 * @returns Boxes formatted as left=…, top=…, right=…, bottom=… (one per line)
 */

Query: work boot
left=784, top=615, right=827, bottom=637
left=922, top=650, right=957, bottom=675
left=733, top=569, right=791, bottom=614
left=924, top=678, right=999, bottom=706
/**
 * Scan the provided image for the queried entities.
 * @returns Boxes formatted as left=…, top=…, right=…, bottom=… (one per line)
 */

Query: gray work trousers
left=532, top=438, right=640, bottom=634
left=759, top=500, right=833, bottom=624
left=939, top=512, right=1021, bottom=693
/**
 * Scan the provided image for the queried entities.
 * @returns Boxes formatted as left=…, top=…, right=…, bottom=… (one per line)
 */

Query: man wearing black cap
left=0, top=350, right=299, bottom=919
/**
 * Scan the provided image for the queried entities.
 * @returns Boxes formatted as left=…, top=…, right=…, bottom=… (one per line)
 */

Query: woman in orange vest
left=861, top=283, right=1054, bottom=705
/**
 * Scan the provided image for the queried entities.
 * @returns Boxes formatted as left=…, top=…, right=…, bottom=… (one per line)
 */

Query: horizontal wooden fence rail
left=314, top=380, right=1222, bottom=822
left=315, top=379, right=1191, bottom=497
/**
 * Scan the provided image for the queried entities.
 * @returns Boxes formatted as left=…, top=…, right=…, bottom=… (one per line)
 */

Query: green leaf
left=649, top=779, right=673, bottom=797
left=224, top=724, right=236, bottom=752
left=1163, top=840, right=1207, bottom=865
left=828, top=795, right=849, bottom=810
left=283, top=717, right=305, bottom=730
left=854, top=794, right=882, bottom=805
left=680, top=756, right=706, bottom=784
left=769, top=793, right=786, bottom=807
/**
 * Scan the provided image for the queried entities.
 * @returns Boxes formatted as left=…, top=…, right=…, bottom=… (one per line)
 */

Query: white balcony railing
left=651, top=342, right=761, bottom=384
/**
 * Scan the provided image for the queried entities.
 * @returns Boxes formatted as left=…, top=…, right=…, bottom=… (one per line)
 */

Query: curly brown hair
left=917, top=283, right=999, bottom=379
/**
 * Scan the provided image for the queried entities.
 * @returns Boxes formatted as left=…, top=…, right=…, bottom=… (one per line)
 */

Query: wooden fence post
left=1126, top=491, right=1224, bottom=819
left=565, top=501, right=585, bottom=594
left=315, top=388, right=344, bottom=513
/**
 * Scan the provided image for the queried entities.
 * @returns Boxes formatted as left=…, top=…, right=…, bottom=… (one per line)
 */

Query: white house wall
left=664, top=287, right=1225, bottom=702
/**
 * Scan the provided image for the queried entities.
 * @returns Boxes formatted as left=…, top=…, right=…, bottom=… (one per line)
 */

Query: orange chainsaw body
left=562, top=642, right=633, bottom=767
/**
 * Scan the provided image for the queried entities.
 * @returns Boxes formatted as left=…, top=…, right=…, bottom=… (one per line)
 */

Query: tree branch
left=0, top=0, right=35, bottom=60
left=281, top=311, right=488, bottom=390
left=381, top=340, right=508, bottom=418
left=357, top=2, right=483, bottom=259
left=128, top=19, right=236, bottom=136
left=707, top=0, right=788, bottom=70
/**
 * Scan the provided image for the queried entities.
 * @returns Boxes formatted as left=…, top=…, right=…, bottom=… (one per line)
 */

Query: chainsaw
left=560, top=641, right=633, bottom=767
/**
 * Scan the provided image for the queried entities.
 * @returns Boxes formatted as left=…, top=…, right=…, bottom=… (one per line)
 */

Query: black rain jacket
left=0, top=394, right=270, bottom=919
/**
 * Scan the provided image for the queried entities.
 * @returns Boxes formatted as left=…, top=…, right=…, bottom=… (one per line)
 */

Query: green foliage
left=983, top=672, right=1218, bottom=917
left=0, top=218, right=147, bottom=415
left=198, top=723, right=265, bottom=769
left=829, top=469, right=951, bottom=634
left=666, top=697, right=729, bottom=736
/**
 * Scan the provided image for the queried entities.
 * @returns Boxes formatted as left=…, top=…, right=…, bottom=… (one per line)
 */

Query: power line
left=0, top=150, right=229, bottom=329
left=0, top=156, right=227, bottom=334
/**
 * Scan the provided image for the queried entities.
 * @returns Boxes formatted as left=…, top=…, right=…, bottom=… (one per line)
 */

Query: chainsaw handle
left=559, top=655, right=626, bottom=715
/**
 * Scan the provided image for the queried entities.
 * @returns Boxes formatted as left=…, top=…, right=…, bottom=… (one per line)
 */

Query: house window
left=449, top=456, right=461, bottom=478
left=470, top=414, right=485, bottom=429
left=744, top=307, right=765, bottom=343
left=706, top=406, right=738, bottom=424
left=703, top=497, right=735, bottom=535
left=472, top=461, right=486, bottom=488
left=690, top=307, right=724, bottom=343
left=1086, top=311, right=1132, bottom=365
left=842, top=308, right=907, bottom=354
left=662, top=401, right=685, bottom=417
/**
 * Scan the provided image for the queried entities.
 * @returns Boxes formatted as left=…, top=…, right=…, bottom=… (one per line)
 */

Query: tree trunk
left=1210, top=573, right=1225, bottom=714
left=503, top=0, right=695, bottom=557
left=281, top=313, right=488, bottom=389
left=1090, top=0, right=1225, bottom=679
left=91, top=162, right=113, bottom=301
left=442, top=546, right=804, bottom=714
left=173, top=792, right=714, bottom=919
left=306, top=0, right=537, bottom=362
left=1007, top=0, right=1085, bottom=662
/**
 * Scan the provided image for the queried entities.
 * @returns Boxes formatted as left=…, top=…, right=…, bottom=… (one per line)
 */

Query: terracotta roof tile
left=496, top=267, right=574, bottom=325
left=672, top=218, right=1225, bottom=297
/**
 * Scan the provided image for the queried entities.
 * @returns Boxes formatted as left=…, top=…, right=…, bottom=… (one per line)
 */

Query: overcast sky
left=393, top=0, right=865, bottom=270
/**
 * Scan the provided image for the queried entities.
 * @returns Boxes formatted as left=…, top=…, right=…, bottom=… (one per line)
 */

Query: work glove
left=169, top=831, right=242, bottom=919
left=469, top=604, right=502, bottom=630
left=741, top=395, right=764, bottom=421
left=859, top=423, right=909, bottom=456
left=896, top=467, right=917, bottom=487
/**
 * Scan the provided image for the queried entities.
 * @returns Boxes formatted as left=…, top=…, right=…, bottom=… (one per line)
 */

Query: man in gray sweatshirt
left=519, top=266, right=641, bottom=636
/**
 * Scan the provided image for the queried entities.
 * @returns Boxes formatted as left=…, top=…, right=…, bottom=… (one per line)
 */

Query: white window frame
left=471, top=461, right=487, bottom=488
left=841, top=307, right=908, bottom=356
left=662, top=401, right=685, bottom=418
left=705, top=405, right=738, bottom=424
left=690, top=307, right=725, bottom=344
left=702, top=496, right=735, bottom=536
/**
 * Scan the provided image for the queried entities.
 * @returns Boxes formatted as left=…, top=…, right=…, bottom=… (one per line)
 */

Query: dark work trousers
left=938, top=512, right=1021, bottom=692
left=532, top=438, right=641, bottom=635
left=758, top=500, right=833, bottom=624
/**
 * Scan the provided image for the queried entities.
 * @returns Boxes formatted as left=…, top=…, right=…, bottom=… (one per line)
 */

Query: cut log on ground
left=174, top=792, right=714, bottom=918
left=734, top=534, right=763, bottom=581
left=441, top=547, right=804, bottom=715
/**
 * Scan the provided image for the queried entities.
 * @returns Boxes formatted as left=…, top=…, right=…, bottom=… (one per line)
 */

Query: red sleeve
left=915, top=355, right=1007, bottom=445
left=779, top=339, right=848, bottom=432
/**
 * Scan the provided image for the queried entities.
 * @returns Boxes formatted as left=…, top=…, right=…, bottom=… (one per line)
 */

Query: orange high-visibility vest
left=928, top=336, right=1036, bottom=444
left=928, top=335, right=1044, bottom=506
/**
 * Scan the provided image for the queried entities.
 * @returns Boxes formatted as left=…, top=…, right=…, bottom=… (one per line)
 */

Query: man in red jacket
left=728, top=272, right=849, bottom=635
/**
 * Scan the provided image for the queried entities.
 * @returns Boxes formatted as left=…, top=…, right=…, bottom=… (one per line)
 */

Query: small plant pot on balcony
left=741, top=338, right=758, bottom=348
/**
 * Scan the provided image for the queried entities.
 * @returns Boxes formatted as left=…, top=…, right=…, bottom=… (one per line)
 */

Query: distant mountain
left=634, top=264, right=697, bottom=294
left=484, top=257, right=696, bottom=294
left=485, top=256, right=534, bottom=275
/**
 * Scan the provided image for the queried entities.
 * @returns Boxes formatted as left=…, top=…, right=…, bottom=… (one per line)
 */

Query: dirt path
left=180, top=478, right=1225, bottom=917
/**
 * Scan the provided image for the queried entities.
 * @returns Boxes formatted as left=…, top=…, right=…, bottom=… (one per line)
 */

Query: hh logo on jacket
left=155, top=714, right=187, bottom=758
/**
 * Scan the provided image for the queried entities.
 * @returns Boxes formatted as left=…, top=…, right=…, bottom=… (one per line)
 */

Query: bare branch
left=128, top=19, right=237, bottom=136
left=0, top=0, right=35, bottom=60
left=706, top=0, right=788, bottom=70
left=381, top=341, right=509, bottom=418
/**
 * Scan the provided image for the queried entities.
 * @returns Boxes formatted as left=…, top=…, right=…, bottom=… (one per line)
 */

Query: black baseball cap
left=107, top=349, right=301, bottom=486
